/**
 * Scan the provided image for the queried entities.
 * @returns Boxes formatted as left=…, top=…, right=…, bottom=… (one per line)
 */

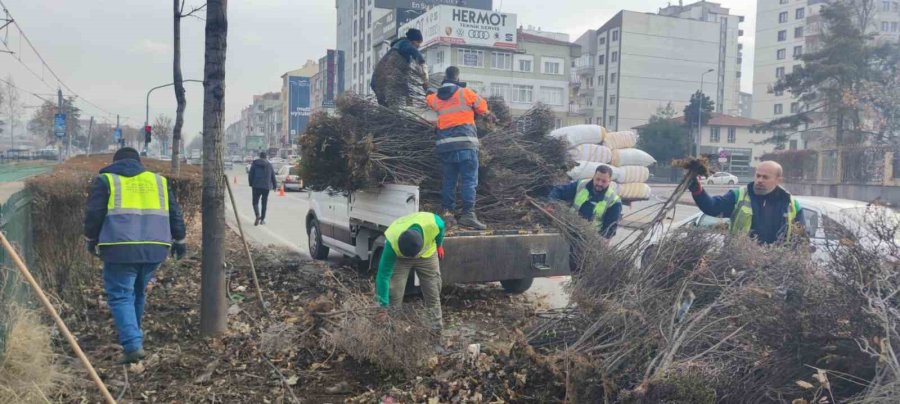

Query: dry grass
left=0, top=306, right=68, bottom=403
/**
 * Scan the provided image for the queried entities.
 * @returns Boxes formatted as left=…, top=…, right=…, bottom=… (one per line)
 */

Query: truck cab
left=304, top=184, right=570, bottom=294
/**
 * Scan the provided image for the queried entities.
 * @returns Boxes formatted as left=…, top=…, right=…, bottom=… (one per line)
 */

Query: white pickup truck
left=304, top=184, right=571, bottom=293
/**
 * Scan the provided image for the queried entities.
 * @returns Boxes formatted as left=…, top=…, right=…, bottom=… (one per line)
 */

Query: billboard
left=288, top=76, right=312, bottom=142
left=245, top=135, right=266, bottom=152
left=399, top=5, right=517, bottom=50
left=374, top=0, right=492, bottom=10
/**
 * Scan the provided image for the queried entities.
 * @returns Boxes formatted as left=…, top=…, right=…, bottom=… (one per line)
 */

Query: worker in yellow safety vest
left=84, top=147, right=187, bottom=364
left=548, top=164, right=623, bottom=238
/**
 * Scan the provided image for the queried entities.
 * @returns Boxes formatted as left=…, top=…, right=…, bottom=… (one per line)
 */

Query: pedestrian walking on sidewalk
left=83, top=147, right=186, bottom=364
left=248, top=151, right=277, bottom=225
left=375, top=212, right=446, bottom=334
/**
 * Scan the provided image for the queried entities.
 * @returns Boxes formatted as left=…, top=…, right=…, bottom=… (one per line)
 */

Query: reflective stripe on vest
left=98, top=172, right=173, bottom=247
left=729, top=188, right=799, bottom=243
left=573, top=179, right=621, bottom=229
left=384, top=212, right=440, bottom=258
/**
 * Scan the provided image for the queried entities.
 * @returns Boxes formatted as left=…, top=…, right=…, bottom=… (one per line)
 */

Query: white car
left=640, top=196, right=899, bottom=267
left=275, top=164, right=303, bottom=191
left=700, top=172, right=739, bottom=185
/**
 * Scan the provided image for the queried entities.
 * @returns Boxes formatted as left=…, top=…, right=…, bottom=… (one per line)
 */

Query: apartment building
left=572, top=1, right=744, bottom=131
left=335, top=0, right=493, bottom=97
left=753, top=0, right=900, bottom=149
left=280, top=61, right=318, bottom=146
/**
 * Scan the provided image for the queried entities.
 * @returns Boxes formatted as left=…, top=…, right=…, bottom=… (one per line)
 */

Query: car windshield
left=834, top=206, right=900, bottom=243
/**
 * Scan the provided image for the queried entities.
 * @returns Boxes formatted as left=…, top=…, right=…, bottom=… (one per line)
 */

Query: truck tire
left=307, top=218, right=330, bottom=260
left=500, top=278, right=534, bottom=294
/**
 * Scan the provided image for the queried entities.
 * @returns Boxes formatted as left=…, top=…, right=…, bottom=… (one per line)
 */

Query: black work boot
left=441, top=210, right=457, bottom=228
left=117, top=348, right=147, bottom=365
left=254, top=217, right=260, bottom=226
left=458, top=211, right=486, bottom=230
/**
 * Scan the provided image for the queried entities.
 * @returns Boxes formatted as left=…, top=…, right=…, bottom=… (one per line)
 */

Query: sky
left=0, top=0, right=756, bottom=143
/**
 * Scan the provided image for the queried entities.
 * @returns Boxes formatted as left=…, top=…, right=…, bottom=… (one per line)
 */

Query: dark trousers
left=252, top=187, right=270, bottom=220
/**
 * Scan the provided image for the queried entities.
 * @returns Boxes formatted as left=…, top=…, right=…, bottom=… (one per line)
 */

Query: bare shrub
left=0, top=306, right=68, bottom=402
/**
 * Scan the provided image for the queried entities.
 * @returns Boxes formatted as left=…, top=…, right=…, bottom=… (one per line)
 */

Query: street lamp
left=696, top=68, right=715, bottom=156
left=144, top=79, right=203, bottom=155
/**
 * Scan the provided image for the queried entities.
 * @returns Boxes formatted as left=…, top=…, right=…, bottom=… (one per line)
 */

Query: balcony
left=578, top=87, right=595, bottom=97
left=576, top=64, right=596, bottom=75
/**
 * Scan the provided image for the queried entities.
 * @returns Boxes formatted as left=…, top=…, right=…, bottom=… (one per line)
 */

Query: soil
left=53, top=229, right=546, bottom=403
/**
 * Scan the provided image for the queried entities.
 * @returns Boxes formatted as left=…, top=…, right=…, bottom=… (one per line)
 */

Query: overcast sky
left=0, top=0, right=756, bottom=142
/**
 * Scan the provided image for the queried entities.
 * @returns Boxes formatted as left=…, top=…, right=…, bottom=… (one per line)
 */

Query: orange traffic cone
left=278, top=185, right=286, bottom=196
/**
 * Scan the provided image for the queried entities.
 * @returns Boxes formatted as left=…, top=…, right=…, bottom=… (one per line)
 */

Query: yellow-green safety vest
left=98, top=172, right=172, bottom=247
left=573, top=179, right=621, bottom=230
left=729, top=187, right=800, bottom=243
left=384, top=212, right=440, bottom=258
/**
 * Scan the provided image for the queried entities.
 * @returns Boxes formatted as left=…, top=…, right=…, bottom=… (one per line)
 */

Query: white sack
left=567, top=161, right=602, bottom=181
left=567, top=162, right=649, bottom=184
left=616, top=183, right=652, bottom=201
left=568, top=144, right=613, bottom=163
left=604, top=130, right=637, bottom=149
left=611, top=148, right=656, bottom=167
left=550, top=125, right=607, bottom=147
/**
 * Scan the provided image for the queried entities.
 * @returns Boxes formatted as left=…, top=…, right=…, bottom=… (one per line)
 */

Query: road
left=224, top=167, right=735, bottom=309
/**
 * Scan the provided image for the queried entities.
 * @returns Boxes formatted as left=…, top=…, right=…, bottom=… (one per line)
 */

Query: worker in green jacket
left=375, top=212, right=446, bottom=332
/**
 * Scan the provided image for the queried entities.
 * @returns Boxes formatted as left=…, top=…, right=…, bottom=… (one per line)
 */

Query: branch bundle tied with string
left=370, top=50, right=432, bottom=109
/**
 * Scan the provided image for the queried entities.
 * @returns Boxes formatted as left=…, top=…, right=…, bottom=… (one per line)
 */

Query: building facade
left=311, top=50, right=346, bottom=114
left=739, top=91, right=753, bottom=118
left=335, top=0, right=493, bottom=97
left=752, top=0, right=900, bottom=149
left=281, top=61, right=318, bottom=146
left=572, top=1, right=744, bottom=131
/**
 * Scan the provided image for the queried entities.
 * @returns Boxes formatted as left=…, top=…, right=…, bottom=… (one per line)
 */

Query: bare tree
left=199, top=0, right=227, bottom=337
left=172, top=0, right=206, bottom=173
left=153, top=114, right=174, bottom=153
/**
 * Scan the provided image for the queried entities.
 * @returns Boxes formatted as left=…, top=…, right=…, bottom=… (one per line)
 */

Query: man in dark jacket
left=248, top=151, right=277, bottom=226
left=371, top=28, right=427, bottom=106
left=84, top=147, right=186, bottom=364
left=689, top=160, right=804, bottom=244
left=549, top=165, right=622, bottom=238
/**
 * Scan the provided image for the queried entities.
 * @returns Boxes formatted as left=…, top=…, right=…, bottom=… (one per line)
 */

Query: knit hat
left=397, top=228, right=424, bottom=257
left=406, top=28, right=424, bottom=42
left=113, top=147, right=141, bottom=162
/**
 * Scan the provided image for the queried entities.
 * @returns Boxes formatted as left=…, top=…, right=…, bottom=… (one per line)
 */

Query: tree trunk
left=199, top=0, right=228, bottom=337
left=172, top=0, right=186, bottom=174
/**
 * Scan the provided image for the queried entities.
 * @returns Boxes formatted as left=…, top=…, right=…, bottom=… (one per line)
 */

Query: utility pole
left=57, top=89, right=63, bottom=162
left=86, top=116, right=94, bottom=156
left=8, top=81, right=13, bottom=151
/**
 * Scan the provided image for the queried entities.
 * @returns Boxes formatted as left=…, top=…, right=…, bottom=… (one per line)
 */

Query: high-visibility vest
left=384, top=212, right=440, bottom=258
left=729, top=187, right=800, bottom=243
left=427, top=87, right=486, bottom=130
left=572, top=179, right=621, bottom=230
left=98, top=172, right=173, bottom=247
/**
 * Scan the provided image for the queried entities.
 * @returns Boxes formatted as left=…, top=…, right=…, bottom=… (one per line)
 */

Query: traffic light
left=144, top=125, right=152, bottom=143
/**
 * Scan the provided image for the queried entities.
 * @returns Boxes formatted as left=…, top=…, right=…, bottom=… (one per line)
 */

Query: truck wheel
left=500, top=278, right=534, bottom=294
left=308, top=218, right=330, bottom=260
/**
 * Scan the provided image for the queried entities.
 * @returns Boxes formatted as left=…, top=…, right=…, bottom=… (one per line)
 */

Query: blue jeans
left=103, top=262, right=159, bottom=353
left=440, top=149, right=479, bottom=212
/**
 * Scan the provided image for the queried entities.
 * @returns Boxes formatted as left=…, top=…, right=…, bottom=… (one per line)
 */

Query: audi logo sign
left=398, top=5, right=518, bottom=50
left=468, top=30, right=490, bottom=40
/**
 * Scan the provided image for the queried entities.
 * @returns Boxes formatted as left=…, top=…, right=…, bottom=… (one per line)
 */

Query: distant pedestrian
left=84, top=147, right=186, bottom=364
left=248, top=151, right=277, bottom=225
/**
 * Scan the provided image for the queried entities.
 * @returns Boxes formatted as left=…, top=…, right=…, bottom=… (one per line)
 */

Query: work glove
left=171, top=240, right=187, bottom=260
left=688, top=176, right=703, bottom=194
left=437, top=246, right=445, bottom=261
left=85, top=238, right=99, bottom=257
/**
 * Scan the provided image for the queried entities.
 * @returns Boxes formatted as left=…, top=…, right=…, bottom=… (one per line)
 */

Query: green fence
left=0, top=188, right=35, bottom=356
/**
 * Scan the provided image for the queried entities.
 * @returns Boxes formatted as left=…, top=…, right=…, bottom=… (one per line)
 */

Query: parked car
left=700, top=172, right=739, bottom=185
left=639, top=196, right=899, bottom=268
left=275, top=164, right=303, bottom=191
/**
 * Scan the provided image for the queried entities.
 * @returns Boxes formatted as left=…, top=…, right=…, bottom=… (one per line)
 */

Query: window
left=777, top=49, right=786, bottom=60
left=710, top=127, right=721, bottom=142
left=774, top=104, right=784, bottom=115
left=367, top=10, right=372, bottom=27
left=883, top=22, right=891, bottom=32
left=459, top=49, right=484, bottom=67
left=542, top=58, right=563, bottom=75
left=790, top=140, right=799, bottom=151
left=795, top=26, right=804, bottom=38
left=609, top=94, right=617, bottom=104
left=599, top=37, right=606, bottom=45
left=436, top=50, right=445, bottom=65
left=790, top=102, right=799, bottom=113
left=540, top=87, right=564, bottom=106
left=608, top=115, right=616, bottom=127
left=883, top=1, right=891, bottom=11
left=517, top=59, right=533, bottom=72
left=490, top=83, right=511, bottom=100
left=610, top=73, right=617, bottom=83
left=776, top=67, right=785, bottom=78
left=779, top=12, right=788, bottom=23
left=612, top=30, right=619, bottom=41
left=778, top=30, right=787, bottom=41
left=892, top=22, right=898, bottom=33
left=491, top=52, right=512, bottom=70
left=598, top=55, right=605, bottom=65
left=598, top=74, right=604, bottom=85
left=793, top=45, right=803, bottom=58
left=795, top=8, right=805, bottom=19
left=512, top=85, right=533, bottom=103
left=727, top=127, right=736, bottom=143
left=467, top=81, right=485, bottom=95
left=611, top=51, right=618, bottom=62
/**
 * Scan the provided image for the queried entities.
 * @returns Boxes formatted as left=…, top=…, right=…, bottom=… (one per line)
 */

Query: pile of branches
left=370, top=50, right=432, bottom=109
left=300, top=95, right=573, bottom=225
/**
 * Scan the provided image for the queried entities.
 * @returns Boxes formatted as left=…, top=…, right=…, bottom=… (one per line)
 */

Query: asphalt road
left=224, top=167, right=738, bottom=309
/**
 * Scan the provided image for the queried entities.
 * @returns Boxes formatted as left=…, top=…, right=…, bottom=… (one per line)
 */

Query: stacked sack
left=550, top=125, right=655, bottom=201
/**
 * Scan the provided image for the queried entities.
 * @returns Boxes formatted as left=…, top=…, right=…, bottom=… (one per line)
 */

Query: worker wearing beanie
left=83, top=147, right=186, bottom=364
left=375, top=211, right=446, bottom=332
left=370, top=28, right=428, bottom=106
